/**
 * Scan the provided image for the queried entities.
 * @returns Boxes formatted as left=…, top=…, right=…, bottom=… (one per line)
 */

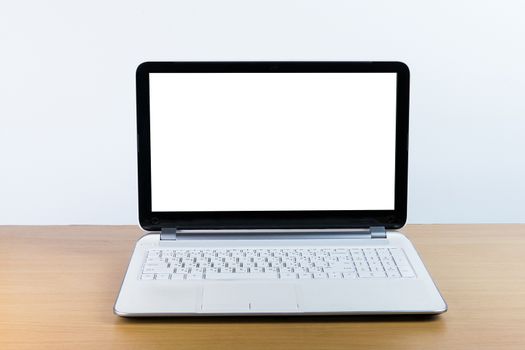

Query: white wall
left=1, top=0, right=524, bottom=225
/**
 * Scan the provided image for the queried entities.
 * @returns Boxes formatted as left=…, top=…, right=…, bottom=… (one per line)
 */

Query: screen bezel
left=136, top=61, right=409, bottom=231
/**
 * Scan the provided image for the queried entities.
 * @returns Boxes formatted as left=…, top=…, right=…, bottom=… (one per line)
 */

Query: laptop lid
left=136, top=62, right=409, bottom=231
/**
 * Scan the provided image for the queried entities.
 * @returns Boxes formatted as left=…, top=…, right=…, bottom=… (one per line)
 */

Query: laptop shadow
left=118, top=314, right=441, bottom=324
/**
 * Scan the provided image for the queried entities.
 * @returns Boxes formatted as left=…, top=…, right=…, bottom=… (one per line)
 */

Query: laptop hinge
left=160, top=227, right=387, bottom=240
left=369, top=226, right=387, bottom=239
left=160, top=227, right=178, bottom=240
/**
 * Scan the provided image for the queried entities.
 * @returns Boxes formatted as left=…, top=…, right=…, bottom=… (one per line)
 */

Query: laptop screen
left=149, top=72, right=397, bottom=212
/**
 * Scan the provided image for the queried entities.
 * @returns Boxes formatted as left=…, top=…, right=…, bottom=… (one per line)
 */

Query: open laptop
left=114, top=61, right=447, bottom=316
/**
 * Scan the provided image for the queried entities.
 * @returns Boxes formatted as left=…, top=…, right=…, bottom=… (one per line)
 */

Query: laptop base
left=115, top=232, right=447, bottom=316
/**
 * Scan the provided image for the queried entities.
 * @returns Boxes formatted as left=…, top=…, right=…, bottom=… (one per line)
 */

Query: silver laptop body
left=114, top=61, right=447, bottom=316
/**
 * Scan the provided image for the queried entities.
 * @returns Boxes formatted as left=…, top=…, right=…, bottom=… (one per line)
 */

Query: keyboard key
left=386, top=270, right=401, bottom=278
left=298, top=273, right=313, bottom=279
left=280, top=272, right=298, bottom=279
left=342, top=272, right=358, bottom=279
left=399, top=267, right=416, bottom=278
left=155, top=273, right=171, bottom=280
left=328, top=272, right=343, bottom=279
left=148, top=250, right=161, bottom=258
left=371, top=271, right=387, bottom=278
left=187, top=272, right=203, bottom=280
left=143, top=266, right=173, bottom=274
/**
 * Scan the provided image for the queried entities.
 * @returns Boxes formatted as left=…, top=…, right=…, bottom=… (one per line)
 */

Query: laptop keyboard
left=140, top=247, right=416, bottom=281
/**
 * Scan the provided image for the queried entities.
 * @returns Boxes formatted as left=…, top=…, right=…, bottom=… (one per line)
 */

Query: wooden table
left=1, top=225, right=524, bottom=349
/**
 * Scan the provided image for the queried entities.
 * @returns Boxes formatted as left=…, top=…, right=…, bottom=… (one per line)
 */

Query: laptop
left=114, top=61, right=447, bottom=316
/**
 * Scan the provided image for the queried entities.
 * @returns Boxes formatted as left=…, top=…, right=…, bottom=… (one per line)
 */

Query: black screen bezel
left=136, top=61, right=409, bottom=231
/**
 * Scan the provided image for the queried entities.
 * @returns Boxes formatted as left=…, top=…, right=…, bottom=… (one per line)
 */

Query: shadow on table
left=117, top=314, right=442, bottom=324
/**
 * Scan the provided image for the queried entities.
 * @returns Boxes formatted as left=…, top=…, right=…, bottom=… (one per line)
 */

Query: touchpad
left=202, top=283, right=299, bottom=312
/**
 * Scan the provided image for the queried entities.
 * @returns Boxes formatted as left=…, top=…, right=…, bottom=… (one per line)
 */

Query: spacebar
left=205, top=273, right=279, bottom=280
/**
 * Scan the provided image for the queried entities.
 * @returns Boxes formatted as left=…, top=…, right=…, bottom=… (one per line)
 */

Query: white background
left=1, top=1, right=524, bottom=224
left=150, top=73, right=396, bottom=211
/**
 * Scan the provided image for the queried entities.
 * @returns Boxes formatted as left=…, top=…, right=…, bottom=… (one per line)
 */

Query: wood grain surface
left=1, top=225, right=524, bottom=349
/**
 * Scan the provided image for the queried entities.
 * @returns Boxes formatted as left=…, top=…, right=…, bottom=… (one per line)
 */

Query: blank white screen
left=150, top=72, right=397, bottom=211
